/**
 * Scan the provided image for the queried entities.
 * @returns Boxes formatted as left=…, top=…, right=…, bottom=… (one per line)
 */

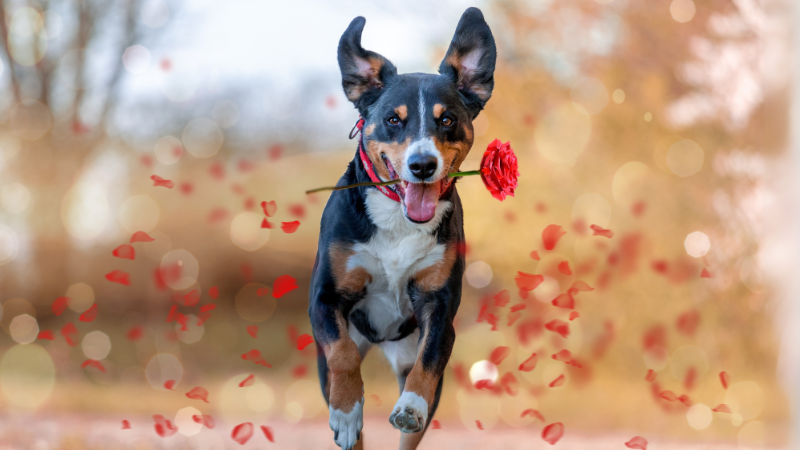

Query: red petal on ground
left=548, top=374, right=566, bottom=387
left=150, top=175, right=175, bottom=188
left=79, top=303, right=98, bottom=322
left=493, top=290, right=509, bottom=307
left=261, top=425, right=275, bottom=442
left=232, top=422, right=254, bottom=445
left=515, top=272, right=544, bottom=291
left=130, top=231, right=155, bottom=243
left=61, top=322, right=79, bottom=347
left=112, top=244, right=135, bottom=260
left=552, top=293, right=574, bottom=309
left=658, top=390, right=678, bottom=402
left=712, top=404, right=732, bottom=413
left=489, top=346, right=510, bottom=365
left=182, top=289, right=200, bottom=307
left=297, top=334, right=314, bottom=350
left=272, top=275, right=298, bottom=298
left=720, top=371, right=731, bottom=389
left=590, top=224, right=614, bottom=238
left=105, top=270, right=131, bottom=286
left=126, top=325, right=143, bottom=341
left=239, top=375, right=255, bottom=387
left=542, top=422, right=564, bottom=445
left=518, top=353, right=538, bottom=372
left=247, top=325, right=258, bottom=338
left=52, top=296, right=69, bottom=315
left=542, top=224, right=566, bottom=250
left=193, top=414, right=215, bottom=429
left=544, top=319, right=570, bottom=338
left=557, top=261, right=572, bottom=275
left=38, top=330, right=54, bottom=340
left=625, top=436, right=648, bottom=449
left=281, top=221, right=300, bottom=233
left=186, top=386, right=210, bottom=403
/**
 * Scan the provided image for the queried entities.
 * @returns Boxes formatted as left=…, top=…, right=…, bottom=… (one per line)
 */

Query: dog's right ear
left=338, top=17, right=397, bottom=111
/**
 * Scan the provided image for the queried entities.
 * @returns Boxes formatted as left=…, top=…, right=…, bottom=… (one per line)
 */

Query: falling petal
left=552, top=293, right=574, bottom=309
left=261, top=425, right=275, bottom=442
left=645, top=369, right=657, bottom=383
left=658, top=390, right=678, bottom=402
left=209, top=286, right=219, bottom=299
left=548, top=374, right=566, bottom=387
left=126, top=326, right=143, bottom=341
left=519, top=353, right=538, bottom=372
left=164, top=380, right=176, bottom=390
left=52, top=296, right=70, bottom=316
left=61, top=322, right=79, bottom=347
left=239, top=374, right=255, bottom=387
left=541, top=422, right=564, bottom=445
left=530, top=250, right=540, bottom=260
left=247, top=325, right=258, bottom=338
left=542, top=225, right=566, bottom=250
left=232, top=422, right=254, bottom=445
left=475, top=420, right=483, bottom=430
left=700, top=267, right=714, bottom=278
left=297, top=334, right=314, bottom=350
left=38, top=330, right=54, bottom=340
left=150, top=175, right=175, bottom=189
left=568, top=311, right=580, bottom=321
left=186, top=386, right=210, bottom=403
left=130, top=231, right=155, bottom=243
left=79, top=303, right=98, bottom=322
left=712, top=404, right=732, bottom=413
left=182, top=290, right=200, bottom=307
left=105, top=270, right=131, bottom=286
left=624, top=436, right=648, bottom=449
left=112, top=244, right=136, bottom=260
left=521, top=409, right=546, bottom=422
left=493, top=290, right=510, bottom=307
left=272, top=275, right=298, bottom=298
left=122, top=420, right=131, bottom=429
left=193, top=414, right=215, bottom=429
left=557, top=261, right=572, bottom=275
left=432, top=420, right=441, bottom=429
left=281, top=221, right=301, bottom=233
left=720, top=371, right=731, bottom=389
left=570, top=280, right=594, bottom=292
left=590, top=224, right=614, bottom=238
left=544, top=319, right=570, bottom=338
left=515, top=272, right=544, bottom=291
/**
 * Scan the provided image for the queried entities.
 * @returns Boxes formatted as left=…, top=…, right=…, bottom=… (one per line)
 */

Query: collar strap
left=352, top=117, right=454, bottom=203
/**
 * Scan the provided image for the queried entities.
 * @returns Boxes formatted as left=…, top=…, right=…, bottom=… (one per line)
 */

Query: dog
left=309, top=7, right=496, bottom=450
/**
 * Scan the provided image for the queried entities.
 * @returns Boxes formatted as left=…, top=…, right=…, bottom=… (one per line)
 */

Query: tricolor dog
left=309, top=8, right=496, bottom=450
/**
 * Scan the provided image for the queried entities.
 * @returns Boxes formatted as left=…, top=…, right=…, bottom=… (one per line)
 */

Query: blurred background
left=0, top=0, right=797, bottom=448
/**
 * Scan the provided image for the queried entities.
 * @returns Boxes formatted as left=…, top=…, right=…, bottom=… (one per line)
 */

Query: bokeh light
left=725, top=381, right=764, bottom=421
left=10, top=314, right=38, bottom=344
left=0, top=344, right=55, bottom=410
left=1, top=298, right=36, bottom=333
left=61, top=180, right=110, bottom=241
left=684, top=231, right=710, bottom=258
left=534, top=103, right=591, bottom=166
left=0, top=226, right=19, bottom=266
left=570, top=77, right=608, bottom=115
left=65, top=282, right=95, bottom=313
left=176, top=314, right=204, bottom=344
left=182, top=118, right=224, bottom=158
left=82, top=331, right=111, bottom=360
left=465, top=261, right=493, bottom=288
left=468, top=360, right=498, bottom=384
left=118, top=195, right=160, bottom=234
left=230, top=212, right=270, bottom=251
left=666, top=139, right=704, bottom=177
left=235, top=283, right=277, bottom=322
left=141, top=0, right=170, bottom=28
left=457, top=389, right=500, bottom=432
left=145, top=353, right=183, bottom=391
left=122, top=45, right=151, bottom=74
left=611, top=161, right=652, bottom=209
left=686, top=403, right=712, bottom=430
left=175, top=406, right=203, bottom=436
left=1, top=183, right=31, bottom=213
left=160, top=249, right=199, bottom=290
left=571, top=193, right=611, bottom=230
left=670, top=0, right=696, bottom=23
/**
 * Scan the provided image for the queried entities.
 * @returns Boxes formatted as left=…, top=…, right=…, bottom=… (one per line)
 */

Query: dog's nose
left=408, top=154, right=437, bottom=180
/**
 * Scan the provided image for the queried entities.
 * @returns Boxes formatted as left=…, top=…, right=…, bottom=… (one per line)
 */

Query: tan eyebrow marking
left=395, top=105, right=408, bottom=120
left=433, top=104, right=445, bottom=119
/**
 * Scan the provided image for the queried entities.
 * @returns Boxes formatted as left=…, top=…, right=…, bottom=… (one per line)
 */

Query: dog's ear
left=438, top=8, right=497, bottom=117
left=338, top=17, right=397, bottom=112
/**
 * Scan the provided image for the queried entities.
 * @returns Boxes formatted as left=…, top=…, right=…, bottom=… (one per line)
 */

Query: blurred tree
left=0, top=0, right=171, bottom=301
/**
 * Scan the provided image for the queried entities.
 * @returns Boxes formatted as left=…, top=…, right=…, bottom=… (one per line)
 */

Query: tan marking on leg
left=413, top=244, right=457, bottom=291
left=395, top=105, right=408, bottom=121
left=364, top=124, right=376, bottom=136
left=366, top=138, right=411, bottom=180
left=323, top=312, right=364, bottom=413
left=329, top=243, right=372, bottom=294
left=433, top=104, right=445, bottom=119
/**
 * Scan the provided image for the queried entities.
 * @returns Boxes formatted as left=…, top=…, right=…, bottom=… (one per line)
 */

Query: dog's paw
left=329, top=399, right=363, bottom=450
left=389, top=391, right=428, bottom=434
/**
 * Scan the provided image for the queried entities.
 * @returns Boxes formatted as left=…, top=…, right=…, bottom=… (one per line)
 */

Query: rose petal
left=542, top=422, right=564, bottom=445
left=151, top=175, right=175, bottom=189
left=130, top=231, right=155, bottom=243
left=590, top=224, right=614, bottom=238
left=542, top=224, right=566, bottom=250
left=297, top=334, right=314, bottom=350
left=239, top=374, right=255, bottom=387
left=568, top=311, right=580, bottom=321
left=557, top=261, right=572, bottom=275
left=281, top=221, right=300, bottom=233
left=272, top=275, right=298, bottom=298
left=164, top=380, right=176, bottom=390
left=105, top=270, right=131, bottom=286
left=232, top=422, right=254, bottom=445
left=625, top=436, right=648, bottom=449
left=515, top=272, right=544, bottom=291
left=186, top=386, right=210, bottom=403
left=489, top=346, right=510, bottom=366
left=720, top=371, right=731, bottom=389
left=38, top=330, right=54, bottom=340
left=112, top=244, right=135, bottom=260
left=261, top=425, right=275, bottom=442
left=52, top=296, right=69, bottom=316
left=712, top=404, right=732, bottom=413
left=79, top=303, right=98, bottom=322
left=247, top=325, right=258, bottom=338
left=518, top=353, right=538, bottom=372
left=208, top=286, right=219, bottom=299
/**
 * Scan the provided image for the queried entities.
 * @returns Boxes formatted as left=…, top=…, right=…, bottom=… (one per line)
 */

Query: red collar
left=351, top=117, right=453, bottom=203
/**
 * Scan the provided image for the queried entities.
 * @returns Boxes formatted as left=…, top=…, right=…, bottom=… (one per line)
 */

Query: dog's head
left=338, top=8, right=496, bottom=224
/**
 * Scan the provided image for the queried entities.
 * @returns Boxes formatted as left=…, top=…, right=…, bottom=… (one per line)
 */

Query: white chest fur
left=346, top=190, right=452, bottom=338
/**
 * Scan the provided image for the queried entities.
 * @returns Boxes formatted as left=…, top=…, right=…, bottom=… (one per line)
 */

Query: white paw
left=389, top=391, right=428, bottom=433
left=329, top=398, right=363, bottom=449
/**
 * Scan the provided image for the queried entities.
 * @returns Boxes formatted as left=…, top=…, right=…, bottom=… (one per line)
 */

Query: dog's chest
left=347, top=191, right=451, bottom=339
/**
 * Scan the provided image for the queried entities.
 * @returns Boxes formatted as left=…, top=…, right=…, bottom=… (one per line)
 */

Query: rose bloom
left=480, top=139, right=519, bottom=201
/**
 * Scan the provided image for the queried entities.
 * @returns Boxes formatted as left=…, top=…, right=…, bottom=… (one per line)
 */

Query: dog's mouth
left=381, top=154, right=441, bottom=224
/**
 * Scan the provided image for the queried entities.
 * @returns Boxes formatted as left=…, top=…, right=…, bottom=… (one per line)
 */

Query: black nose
left=408, top=154, right=437, bottom=180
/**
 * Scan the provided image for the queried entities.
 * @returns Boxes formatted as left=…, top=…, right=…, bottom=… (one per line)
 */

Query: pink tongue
left=405, top=181, right=440, bottom=222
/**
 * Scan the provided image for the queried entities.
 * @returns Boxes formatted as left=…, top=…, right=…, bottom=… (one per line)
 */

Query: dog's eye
left=441, top=117, right=454, bottom=127
left=387, top=116, right=400, bottom=125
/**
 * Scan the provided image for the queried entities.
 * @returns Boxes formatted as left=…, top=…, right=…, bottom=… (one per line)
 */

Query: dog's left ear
left=338, top=16, right=397, bottom=112
left=439, top=8, right=497, bottom=118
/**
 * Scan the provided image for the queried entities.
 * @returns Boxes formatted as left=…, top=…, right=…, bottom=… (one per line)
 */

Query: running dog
left=309, top=8, right=496, bottom=450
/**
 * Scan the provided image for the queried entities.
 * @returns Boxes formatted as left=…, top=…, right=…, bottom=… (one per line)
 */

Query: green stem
left=305, top=170, right=480, bottom=195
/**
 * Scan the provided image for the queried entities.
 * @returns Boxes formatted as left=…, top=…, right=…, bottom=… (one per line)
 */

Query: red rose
left=480, top=139, right=519, bottom=201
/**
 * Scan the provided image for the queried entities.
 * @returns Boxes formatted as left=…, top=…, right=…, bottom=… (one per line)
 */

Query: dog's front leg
left=389, top=290, right=455, bottom=445
left=311, top=300, right=364, bottom=450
